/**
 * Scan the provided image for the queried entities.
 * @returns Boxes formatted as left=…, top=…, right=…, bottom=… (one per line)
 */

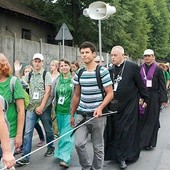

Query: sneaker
left=145, top=146, right=153, bottom=150
left=44, top=147, right=55, bottom=157
left=54, top=134, right=59, bottom=139
left=60, top=161, right=69, bottom=168
left=119, top=160, right=127, bottom=169
left=16, top=159, right=30, bottom=166
left=37, top=140, right=45, bottom=147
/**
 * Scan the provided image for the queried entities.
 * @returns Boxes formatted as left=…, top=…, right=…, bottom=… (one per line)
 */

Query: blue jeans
left=23, top=105, right=54, bottom=161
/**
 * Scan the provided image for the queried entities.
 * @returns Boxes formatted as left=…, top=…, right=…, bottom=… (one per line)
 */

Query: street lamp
left=83, top=1, right=116, bottom=64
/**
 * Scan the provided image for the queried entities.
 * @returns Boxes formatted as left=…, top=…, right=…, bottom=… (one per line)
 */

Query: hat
left=143, top=49, right=154, bottom=56
left=33, top=53, right=44, bottom=60
left=165, top=62, right=170, bottom=67
left=95, top=56, right=104, bottom=62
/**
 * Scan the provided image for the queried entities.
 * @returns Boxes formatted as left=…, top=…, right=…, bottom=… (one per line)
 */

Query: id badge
left=58, top=96, right=65, bottom=105
left=33, top=92, right=40, bottom=100
left=114, top=82, right=118, bottom=91
left=146, top=80, right=152, bottom=87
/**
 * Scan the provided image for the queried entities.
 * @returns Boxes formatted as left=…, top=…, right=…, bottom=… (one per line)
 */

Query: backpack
left=9, top=76, right=30, bottom=108
left=0, top=94, right=9, bottom=127
left=77, top=65, right=107, bottom=112
left=78, top=65, right=104, bottom=92
left=77, top=65, right=118, bottom=112
left=0, top=95, right=8, bottom=114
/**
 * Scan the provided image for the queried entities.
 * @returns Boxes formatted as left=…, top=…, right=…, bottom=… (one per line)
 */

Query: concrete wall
left=0, top=34, right=81, bottom=70
left=0, top=34, right=112, bottom=72
left=0, top=34, right=140, bottom=74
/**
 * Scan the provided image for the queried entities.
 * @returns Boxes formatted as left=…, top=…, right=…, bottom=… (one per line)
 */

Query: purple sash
left=139, top=62, right=157, bottom=114
left=139, top=104, right=145, bottom=115
left=140, top=62, right=157, bottom=85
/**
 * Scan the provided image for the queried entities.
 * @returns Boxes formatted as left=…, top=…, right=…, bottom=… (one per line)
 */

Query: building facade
left=0, top=0, right=56, bottom=44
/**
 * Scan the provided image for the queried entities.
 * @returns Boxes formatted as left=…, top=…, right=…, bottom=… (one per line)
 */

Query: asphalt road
left=13, top=103, right=170, bottom=170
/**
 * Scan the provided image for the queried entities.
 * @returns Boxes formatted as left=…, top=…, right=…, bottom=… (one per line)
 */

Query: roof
left=0, top=0, right=48, bottom=23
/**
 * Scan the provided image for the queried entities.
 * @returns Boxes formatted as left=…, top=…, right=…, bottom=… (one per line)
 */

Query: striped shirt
left=73, top=66, right=112, bottom=112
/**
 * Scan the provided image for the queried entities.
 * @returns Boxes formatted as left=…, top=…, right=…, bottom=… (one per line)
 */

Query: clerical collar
left=116, top=60, right=125, bottom=67
left=145, top=62, right=155, bottom=67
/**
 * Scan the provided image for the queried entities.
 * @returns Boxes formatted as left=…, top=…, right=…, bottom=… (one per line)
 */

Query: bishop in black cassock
left=104, top=46, right=149, bottom=169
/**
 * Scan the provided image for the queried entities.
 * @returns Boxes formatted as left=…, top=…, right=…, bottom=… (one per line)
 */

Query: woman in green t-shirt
left=0, top=53, right=25, bottom=169
left=53, top=59, right=74, bottom=168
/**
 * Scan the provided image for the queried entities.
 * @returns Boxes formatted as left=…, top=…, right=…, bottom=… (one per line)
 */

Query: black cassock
left=140, top=64, right=168, bottom=148
left=104, top=61, right=149, bottom=163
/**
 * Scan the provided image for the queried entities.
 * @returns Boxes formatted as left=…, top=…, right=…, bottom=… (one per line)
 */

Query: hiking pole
left=0, top=110, right=117, bottom=170
left=71, top=110, right=117, bottom=136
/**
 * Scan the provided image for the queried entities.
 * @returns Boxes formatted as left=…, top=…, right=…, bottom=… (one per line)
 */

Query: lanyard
left=114, top=60, right=126, bottom=83
left=113, top=61, right=126, bottom=91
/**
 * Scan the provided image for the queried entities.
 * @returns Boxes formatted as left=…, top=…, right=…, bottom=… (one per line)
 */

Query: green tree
left=145, top=0, right=170, bottom=59
left=125, top=0, right=151, bottom=58
left=101, top=0, right=151, bottom=58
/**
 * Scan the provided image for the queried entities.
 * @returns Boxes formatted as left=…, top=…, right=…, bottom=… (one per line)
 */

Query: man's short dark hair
left=79, top=41, right=96, bottom=53
left=59, top=59, right=70, bottom=66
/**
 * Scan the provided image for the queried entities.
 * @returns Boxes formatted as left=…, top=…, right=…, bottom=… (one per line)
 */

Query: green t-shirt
left=168, top=71, right=170, bottom=79
left=0, top=76, right=25, bottom=138
left=55, top=75, right=72, bottom=114
left=163, top=71, right=170, bottom=84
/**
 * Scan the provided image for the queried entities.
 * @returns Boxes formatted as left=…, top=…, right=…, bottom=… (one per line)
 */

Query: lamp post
left=83, top=1, right=116, bottom=65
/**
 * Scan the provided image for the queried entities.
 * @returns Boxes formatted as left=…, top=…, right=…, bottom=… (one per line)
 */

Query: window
left=47, top=35, right=56, bottom=44
left=22, top=29, right=31, bottom=40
